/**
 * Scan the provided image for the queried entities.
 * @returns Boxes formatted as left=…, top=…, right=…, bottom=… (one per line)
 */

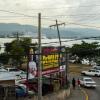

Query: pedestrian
left=72, top=78, right=76, bottom=89
left=77, top=78, right=80, bottom=88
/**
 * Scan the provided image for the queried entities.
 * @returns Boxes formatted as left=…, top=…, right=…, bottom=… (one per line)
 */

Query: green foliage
left=70, top=41, right=100, bottom=59
left=0, top=53, right=9, bottom=64
left=4, top=37, right=37, bottom=66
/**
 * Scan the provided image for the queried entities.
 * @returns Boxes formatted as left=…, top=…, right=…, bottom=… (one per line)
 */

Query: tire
left=95, top=74, right=98, bottom=77
left=81, top=73, right=86, bottom=76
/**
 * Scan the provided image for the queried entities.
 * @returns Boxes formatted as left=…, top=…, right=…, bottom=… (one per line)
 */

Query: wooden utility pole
left=49, top=20, right=65, bottom=47
left=50, top=20, right=66, bottom=86
left=38, top=13, right=42, bottom=100
left=65, top=51, right=69, bottom=84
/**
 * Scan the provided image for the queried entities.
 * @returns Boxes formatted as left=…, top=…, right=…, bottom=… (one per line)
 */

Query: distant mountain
left=0, top=23, right=37, bottom=34
left=0, top=23, right=100, bottom=38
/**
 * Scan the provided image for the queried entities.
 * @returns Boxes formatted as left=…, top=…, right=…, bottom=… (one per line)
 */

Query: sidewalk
left=66, top=86, right=85, bottom=100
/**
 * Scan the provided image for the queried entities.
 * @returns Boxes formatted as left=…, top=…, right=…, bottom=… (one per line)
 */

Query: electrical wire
left=25, top=4, right=100, bottom=10
left=0, top=9, right=36, bottom=18
left=65, top=21, right=100, bottom=29
left=38, top=36, right=100, bottom=45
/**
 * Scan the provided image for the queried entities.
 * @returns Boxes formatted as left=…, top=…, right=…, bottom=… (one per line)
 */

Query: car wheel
left=95, top=74, right=98, bottom=77
left=81, top=73, right=86, bottom=76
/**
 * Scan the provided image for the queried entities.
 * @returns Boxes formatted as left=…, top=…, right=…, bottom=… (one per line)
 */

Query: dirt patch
left=69, top=64, right=92, bottom=74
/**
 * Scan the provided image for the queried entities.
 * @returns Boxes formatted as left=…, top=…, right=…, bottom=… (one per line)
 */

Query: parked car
left=93, top=64, right=100, bottom=70
left=16, top=84, right=27, bottom=97
left=80, top=77, right=96, bottom=88
left=0, top=67, right=7, bottom=72
left=5, top=68, right=24, bottom=75
left=81, top=69, right=100, bottom=76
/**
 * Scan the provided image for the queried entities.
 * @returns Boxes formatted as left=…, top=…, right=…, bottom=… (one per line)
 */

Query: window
left=85, top=79, right=92, bottom=82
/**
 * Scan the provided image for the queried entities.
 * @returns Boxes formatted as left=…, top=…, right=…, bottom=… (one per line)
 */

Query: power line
left=42, top=13, right=100, bottom=18
left=65, top=21, right=100, bottom=29
left=0, top=9, right=36, bottom=18
left=40, top=36, right=100, bottom=45
left=25, top=4, right=100, bottom=10
left=0, top=16, right=34, bottom=18
left=0, top=9, right=100, bottom=21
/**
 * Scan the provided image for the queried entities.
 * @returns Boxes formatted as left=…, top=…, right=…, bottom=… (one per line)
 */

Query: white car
left=0, top=67, right=7, bottom=72
left=80, top=77, right=96, bottom=88
left=5, top=68, right=24, bottom=75
left=93, top=65, right=100, bottom=70
left=81, top=69, right=100, bottom=76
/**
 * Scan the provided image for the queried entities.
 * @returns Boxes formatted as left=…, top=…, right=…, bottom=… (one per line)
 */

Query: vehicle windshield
left=6, top=68, right=19, bottom=71
left=85, top=79, right=92, bottom=82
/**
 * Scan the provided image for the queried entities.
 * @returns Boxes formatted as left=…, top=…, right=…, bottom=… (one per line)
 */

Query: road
left=83, top=77, right=100, bottom=100
left=68, top=74, right=100, bottom=100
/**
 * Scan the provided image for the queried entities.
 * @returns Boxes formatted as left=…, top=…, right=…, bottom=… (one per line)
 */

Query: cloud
left=0, top=0, right=100, bottom=27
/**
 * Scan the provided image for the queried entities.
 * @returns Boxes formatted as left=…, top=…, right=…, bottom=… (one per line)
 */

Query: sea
left=0, top=37, right=100, bottom=53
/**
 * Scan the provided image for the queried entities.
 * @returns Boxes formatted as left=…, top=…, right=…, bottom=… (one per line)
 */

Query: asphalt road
left=68, top=74, right=100, bottom=100
left=83, top=77, right=100, bottom=100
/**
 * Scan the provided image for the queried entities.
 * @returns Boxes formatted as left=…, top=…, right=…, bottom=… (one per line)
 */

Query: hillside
left=0, top=23, right=100, bottom=38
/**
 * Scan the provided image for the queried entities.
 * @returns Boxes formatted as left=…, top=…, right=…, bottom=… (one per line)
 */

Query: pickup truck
left=81, top=69, right=100, bottom=76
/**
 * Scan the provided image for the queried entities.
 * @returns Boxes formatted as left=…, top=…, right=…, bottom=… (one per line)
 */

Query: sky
left=0, top=0, right=100, bottom=28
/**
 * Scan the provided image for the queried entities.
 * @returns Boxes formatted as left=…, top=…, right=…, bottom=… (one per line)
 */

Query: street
left=67, top=74, right=100, bottom=100
left=83, top=77, right=100, bottom=100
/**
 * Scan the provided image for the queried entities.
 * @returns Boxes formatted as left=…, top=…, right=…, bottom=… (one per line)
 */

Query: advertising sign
left=41, top=47, right=66, bottom=75
left=28, top=48, right=37, bottom=78
left=28, top=47, right=66, bottom=76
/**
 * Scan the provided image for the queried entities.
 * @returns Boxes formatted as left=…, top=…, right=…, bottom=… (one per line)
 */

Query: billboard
left=28, top=47, right=66, bottom=76
left=41, top=47, right=66, bottom=75
left=28, top=48, right=37, bottom=78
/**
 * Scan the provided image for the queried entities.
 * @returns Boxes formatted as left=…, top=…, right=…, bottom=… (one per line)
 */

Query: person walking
left=72, top=78, right=76, bottom=89
left=77, top=78, right=80, bottom=88
left=77, top=78, right=80, bottom=89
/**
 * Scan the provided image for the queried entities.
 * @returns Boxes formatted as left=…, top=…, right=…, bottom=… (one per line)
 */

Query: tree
left=70, top=41, right=100, bottom=60
left=4, top=37, right=37, bottom=67
left=0, top=53, right=9, bottom=64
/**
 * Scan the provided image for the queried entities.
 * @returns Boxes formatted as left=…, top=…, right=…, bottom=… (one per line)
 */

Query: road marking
left=80, top=88, right=89, bottom=100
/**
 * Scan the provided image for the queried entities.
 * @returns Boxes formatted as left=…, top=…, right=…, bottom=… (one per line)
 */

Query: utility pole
left=16, top=32, right=19, bottom=68
left=49, top=20, right=65, bottom=47
left=49, top=20, right=66, bottom=86
left=16, top=32, right=19, bottom=42
left=65, top=51, right=69, bottom=84
left=38, top=13, right=42, bottom=100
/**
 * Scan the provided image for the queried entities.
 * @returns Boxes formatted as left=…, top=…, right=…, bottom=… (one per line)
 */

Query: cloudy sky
left=0, top=0, right=100, bottom=28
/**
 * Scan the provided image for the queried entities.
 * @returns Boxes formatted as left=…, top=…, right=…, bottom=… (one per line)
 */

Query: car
left=0, top=67, right=7, bottom=72
left=80, top=77, right=96, bottom=88
left=5, top=68, right=24, bottom=75
left=16, top=84, right=27, bottom=97
left=81, top=69, right=100, bottom=76
left=93, top=65, right=100, bottom=70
